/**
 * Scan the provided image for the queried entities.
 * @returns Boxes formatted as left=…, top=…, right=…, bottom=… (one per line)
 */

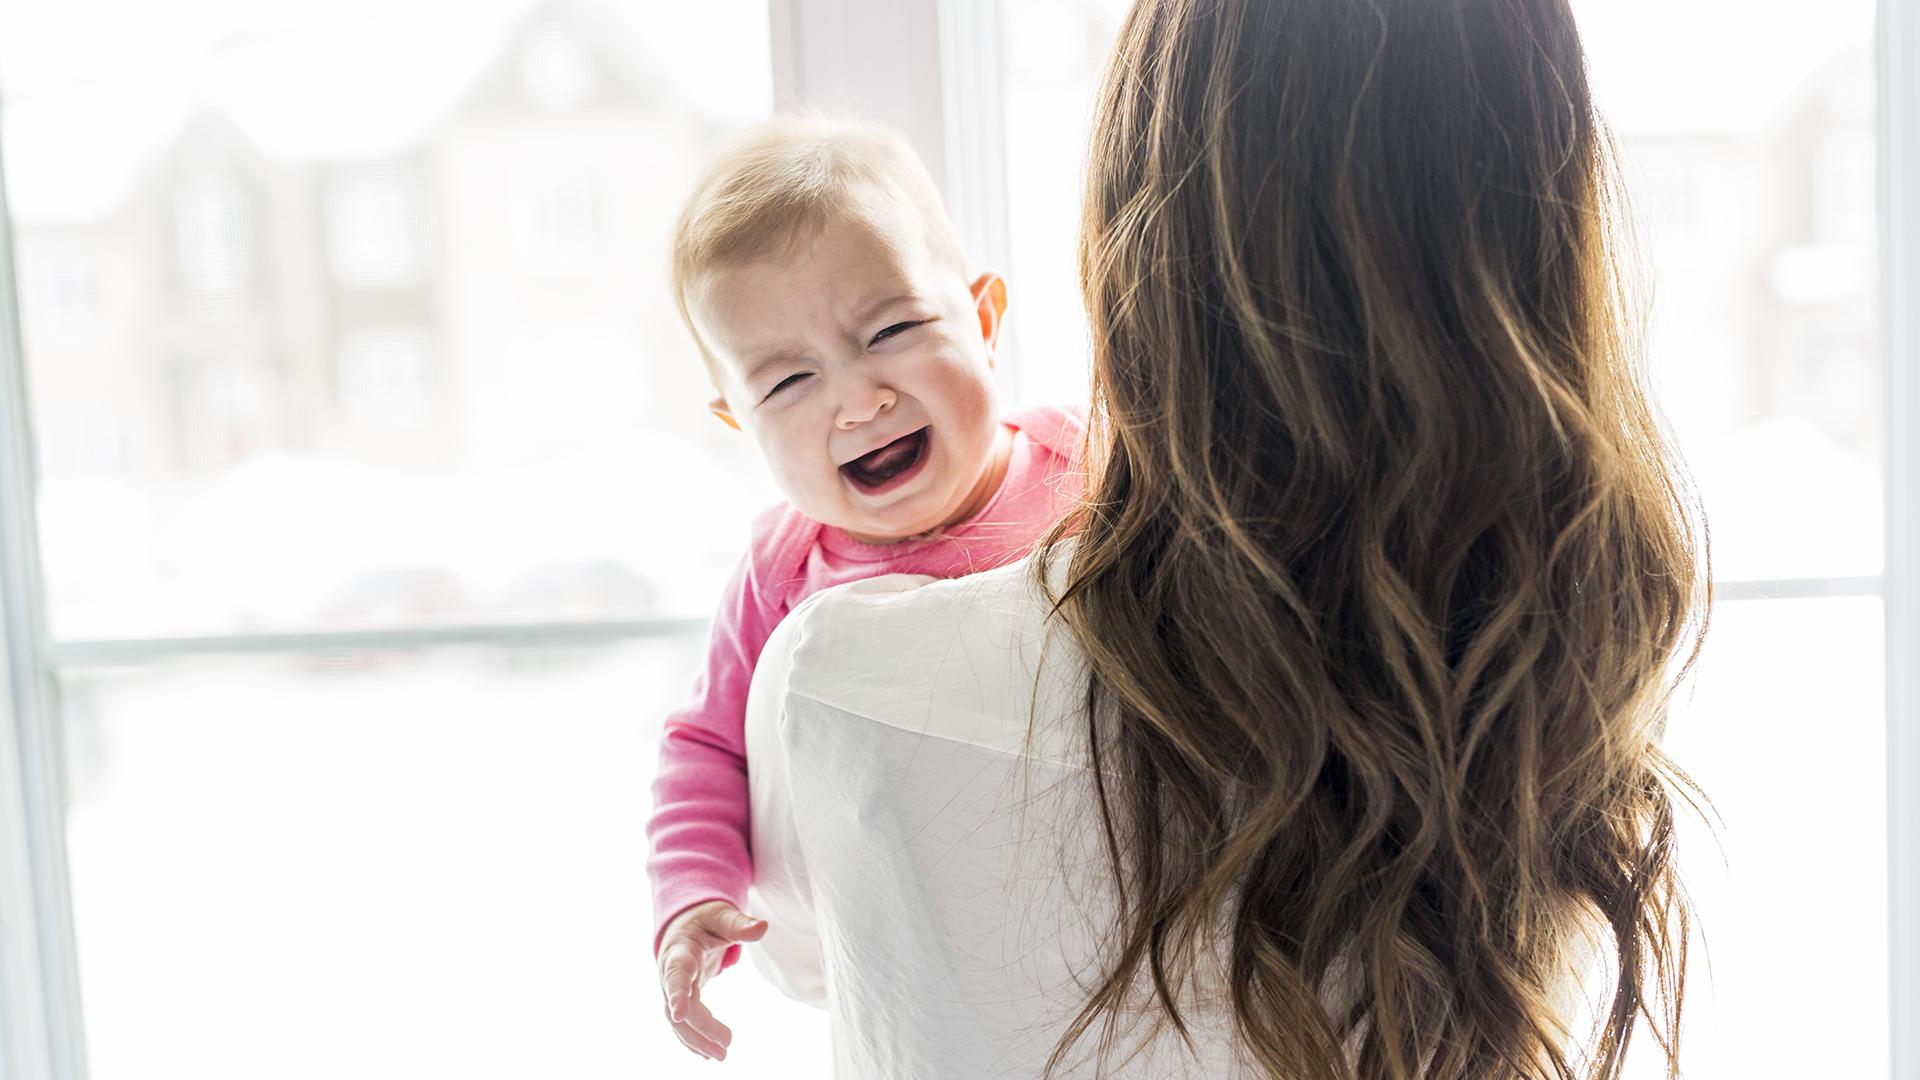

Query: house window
left=175, top=172, right=254, bottom=309
left=325, top=162, right=427, bottom=289
left=338, top=329, right=433, bottom=428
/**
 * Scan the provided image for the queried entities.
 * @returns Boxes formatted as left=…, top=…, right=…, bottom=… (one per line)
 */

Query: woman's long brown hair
left=1034, top=1, right=1710, bottom=1076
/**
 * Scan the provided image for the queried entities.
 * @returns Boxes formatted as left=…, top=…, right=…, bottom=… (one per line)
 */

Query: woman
left=693, top=0, right=1708, bottom=1075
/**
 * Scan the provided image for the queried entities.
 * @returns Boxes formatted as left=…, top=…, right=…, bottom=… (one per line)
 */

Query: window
left=324, top=162, right=428, bottom=289
left=337, top=329, right=434, bottom=430
left=57, top=641, right=829, bottom=1079
left=174, top=172, right=254, bottom=309
left=0, top=2, right=1909, bottom=1078
left=0, top=2, right=799, bottom=1078
left=998, top=0, right=1122, bottom=413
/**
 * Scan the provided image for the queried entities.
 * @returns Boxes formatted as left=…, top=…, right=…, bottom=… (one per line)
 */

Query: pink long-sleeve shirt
left=647, top=403, right=1086, bottom=967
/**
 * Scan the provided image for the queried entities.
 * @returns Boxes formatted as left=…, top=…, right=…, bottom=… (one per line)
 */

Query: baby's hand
left=657, top=900, right=770, bottom=1061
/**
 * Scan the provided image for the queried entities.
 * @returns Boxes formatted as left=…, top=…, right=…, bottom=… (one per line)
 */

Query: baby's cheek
left=757, top=437, right=818, bottom=503
left=775, top=458, right=829, bottom=504
left=960, top=377, right=1001, bottom=438
left=934, top=354, right=998, bottom=421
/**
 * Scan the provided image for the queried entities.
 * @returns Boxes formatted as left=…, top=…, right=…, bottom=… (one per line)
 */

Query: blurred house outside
left=8, top=0, right=770, bottom=636
left=3, top=0, right=1884, bottom=635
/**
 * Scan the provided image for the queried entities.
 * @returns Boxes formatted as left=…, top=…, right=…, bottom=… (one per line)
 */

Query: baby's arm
left=647, top=549, right=785, bottom=969
left=648, top=549, right=791, bottom=1060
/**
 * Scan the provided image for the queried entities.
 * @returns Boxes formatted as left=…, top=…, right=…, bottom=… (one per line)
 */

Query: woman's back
left=745, top=555, right=1272, bottom=1078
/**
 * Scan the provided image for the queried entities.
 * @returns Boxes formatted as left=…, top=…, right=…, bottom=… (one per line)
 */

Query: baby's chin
left=822, top=493, right=959, bottom=545
left=777, top=472, right=946, bottom=542
left=833, top=513, right=940, bottom=546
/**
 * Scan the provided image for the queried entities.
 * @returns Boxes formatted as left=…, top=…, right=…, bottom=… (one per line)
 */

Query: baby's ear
left=970, top=272, right=1008, bottom=361
left=709, top=396, right=741, bottom=432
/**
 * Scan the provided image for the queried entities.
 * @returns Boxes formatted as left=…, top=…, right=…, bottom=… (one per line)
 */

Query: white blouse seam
left=779, top=687, right=1090, bottom=773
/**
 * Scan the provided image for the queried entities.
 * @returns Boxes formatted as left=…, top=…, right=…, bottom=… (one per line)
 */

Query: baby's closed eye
left=869, top=320, right=926, bottom=346
left=762, top=372, right=812, bottom=402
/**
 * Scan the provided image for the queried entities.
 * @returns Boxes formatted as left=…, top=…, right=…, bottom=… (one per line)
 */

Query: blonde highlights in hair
left=1035, top=1, right=1710, bottom=1076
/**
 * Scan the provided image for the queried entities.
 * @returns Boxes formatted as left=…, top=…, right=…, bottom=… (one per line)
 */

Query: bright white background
left=0, top=1, right=1894, bottom=1077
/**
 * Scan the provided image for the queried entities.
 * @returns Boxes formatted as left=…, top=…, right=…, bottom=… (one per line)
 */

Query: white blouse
left=742, top=546, right=1606, bottom=1078
left=742, top=547, right=1260, bottom=1078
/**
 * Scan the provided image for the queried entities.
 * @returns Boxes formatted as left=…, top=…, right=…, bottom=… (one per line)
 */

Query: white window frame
left=767, top=0, right=1023, bottom=400
left=0, top=135, right=86, bottom=1080
left=766, top=0, right=1008, bottom=269
left=1882, top=0, right=1919, bottom=1074
left=0, top=1, right=1913, bottom=1075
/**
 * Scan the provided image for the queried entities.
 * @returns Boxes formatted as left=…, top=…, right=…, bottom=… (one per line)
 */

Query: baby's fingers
left=659, top=940, right=704, bottom=1022
left=721, top=911, right=769, bottom=944
left=667, top=1009, right=729, bottom=1061
left=677, top=993, right=735, bottom=1058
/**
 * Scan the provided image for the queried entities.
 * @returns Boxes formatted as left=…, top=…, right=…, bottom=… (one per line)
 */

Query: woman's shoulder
left=782, top=553, right=1057, bottom=689
left=768, top=545, right=1088, bottom=764
left=789, top=537, right=1074, bottom=651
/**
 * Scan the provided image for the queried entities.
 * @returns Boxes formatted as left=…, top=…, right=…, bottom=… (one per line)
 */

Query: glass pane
left=1637, top=597, right=1888, bottom=1078
left=1579, top=2, right=1882, bottom=582
left=999, top=0, right=1883, bottom=582
left=999, top=0, right=1129, bottom=414
left=0, top=0, right=782, bottom=640
left=57, top=623, right=1892, bottom=1077
left=62, top=639, right=829, bottom=1079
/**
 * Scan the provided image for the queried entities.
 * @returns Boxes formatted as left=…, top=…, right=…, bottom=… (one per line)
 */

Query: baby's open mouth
left=841, top=427, right=930, bottom=491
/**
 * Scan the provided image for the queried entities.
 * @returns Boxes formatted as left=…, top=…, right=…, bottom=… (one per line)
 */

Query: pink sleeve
left=646, top=541, right=789, bottom=971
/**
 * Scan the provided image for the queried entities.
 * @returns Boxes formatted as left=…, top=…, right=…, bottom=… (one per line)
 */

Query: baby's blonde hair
left=669, top=115, right=971, bottom=375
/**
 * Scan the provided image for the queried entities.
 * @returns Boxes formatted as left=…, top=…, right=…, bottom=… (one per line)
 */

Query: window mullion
left=1883, top=0, right=1920, bottom=1072
left=1710, top=575, right=1886, bottom=601
left=934, top=0, right=1012, bottom=284
left=768, top=0, right=1020, bottom=397
left=934, top=0, right=1019, bottom=403
left=44, top=617, right=710, bottom=670
left=767, top=0, right=949, bottom=176
left=767, top=0, right=1011, bottom=265
left=0, top=126, right=88, bottom=1080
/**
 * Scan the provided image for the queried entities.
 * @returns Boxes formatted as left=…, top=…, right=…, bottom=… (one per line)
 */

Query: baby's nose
left=836, top=385, right=898, bottom=429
